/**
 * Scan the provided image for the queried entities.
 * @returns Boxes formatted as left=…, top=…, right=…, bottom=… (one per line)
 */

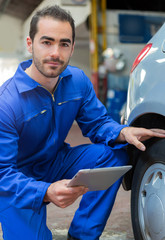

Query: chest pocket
left=56, top=96, right=83, bottom=123
left=57, top=97, right=82, bottom=106
left=25, top=109, right=48, bottom=122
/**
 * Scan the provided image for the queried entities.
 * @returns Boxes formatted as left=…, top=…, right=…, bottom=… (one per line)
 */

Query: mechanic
left=0, top=5, right=165, bottom=240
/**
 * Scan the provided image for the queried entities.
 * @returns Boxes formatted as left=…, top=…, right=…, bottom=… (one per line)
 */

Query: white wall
left=0, top=14, right=23, bottom=57
left=0, top=14, right=23, bottom=85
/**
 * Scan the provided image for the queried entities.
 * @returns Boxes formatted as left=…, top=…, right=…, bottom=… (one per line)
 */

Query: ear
left=26, top=36, right=33, bottom=53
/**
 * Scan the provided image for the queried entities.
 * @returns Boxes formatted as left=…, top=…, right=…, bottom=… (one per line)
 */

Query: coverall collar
left=14, top=59, right=72, bottom=94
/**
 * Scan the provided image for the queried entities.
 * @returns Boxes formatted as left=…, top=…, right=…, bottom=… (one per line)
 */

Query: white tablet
left=67, top=165, right=132, bottom=191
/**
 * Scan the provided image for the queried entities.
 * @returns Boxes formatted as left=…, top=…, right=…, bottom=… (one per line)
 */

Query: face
left=27, top=17, right=74, bottom=79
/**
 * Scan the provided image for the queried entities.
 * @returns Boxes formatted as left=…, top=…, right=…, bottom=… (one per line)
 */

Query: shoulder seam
left=0, top=78, right=13, bottom=97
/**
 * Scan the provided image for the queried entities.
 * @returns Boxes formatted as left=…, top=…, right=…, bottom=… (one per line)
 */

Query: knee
left=102, top=145, right=129, bottom=167
left=94, top=144, right=129, bottom=168
left=113, top=148, right=129, bottom=166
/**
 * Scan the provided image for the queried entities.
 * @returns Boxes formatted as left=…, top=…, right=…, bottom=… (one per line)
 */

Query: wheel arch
left=122, top=112, right=165, bottom=191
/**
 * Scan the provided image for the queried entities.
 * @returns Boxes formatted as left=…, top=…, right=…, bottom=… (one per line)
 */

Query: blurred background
left=0, top=0, right=165, bottom=122
left=1, top=1, right=165, bottom=239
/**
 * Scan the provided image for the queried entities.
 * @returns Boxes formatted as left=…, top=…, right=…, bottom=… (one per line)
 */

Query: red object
left=131, top=43, right=152, bottom=73
left=91, top=72, right=99, bottom=97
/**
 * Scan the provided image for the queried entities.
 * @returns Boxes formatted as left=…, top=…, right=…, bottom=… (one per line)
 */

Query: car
left=123, top=22, right=165, bottom=240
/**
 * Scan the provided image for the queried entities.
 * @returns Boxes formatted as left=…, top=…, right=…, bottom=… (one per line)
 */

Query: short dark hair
left=29, top=5, right=75, bottom=43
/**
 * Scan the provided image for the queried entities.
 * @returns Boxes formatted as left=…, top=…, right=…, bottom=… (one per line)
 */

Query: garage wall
left=105, top=10, right=165, bottom=75
left=0, top=14, right=23, bottom=85
left=1, top=4, right=165, bottom=84
left=0, top=14, right=22, bottom=57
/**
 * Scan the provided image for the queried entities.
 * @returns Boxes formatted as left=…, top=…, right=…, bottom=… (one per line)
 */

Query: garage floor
left=47, top=187, right=134, bottom=240
left=0, top=122, right=134, bottom=240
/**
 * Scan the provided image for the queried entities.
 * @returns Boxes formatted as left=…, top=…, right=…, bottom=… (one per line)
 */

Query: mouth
left=44, top=58, right=63, bottom=67
left=46, top=61, right=61, bottom=66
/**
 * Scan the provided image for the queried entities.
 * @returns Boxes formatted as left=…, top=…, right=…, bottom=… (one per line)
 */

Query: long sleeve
left=76, top=72, right=128, bottom=149
left=0, top=104, right=50, bottom=213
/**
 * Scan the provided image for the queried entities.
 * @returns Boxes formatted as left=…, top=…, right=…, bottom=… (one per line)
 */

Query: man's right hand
left=43, top=179, right=88, bottom=208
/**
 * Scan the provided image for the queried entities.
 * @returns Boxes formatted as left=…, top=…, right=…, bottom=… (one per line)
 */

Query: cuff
left=32, top=181, right=51, bottom=213
left=107, top=124, right=129, bottom=149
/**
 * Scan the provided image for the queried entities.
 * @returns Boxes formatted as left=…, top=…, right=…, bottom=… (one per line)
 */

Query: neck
left=25, top=64, right=59, bottom=93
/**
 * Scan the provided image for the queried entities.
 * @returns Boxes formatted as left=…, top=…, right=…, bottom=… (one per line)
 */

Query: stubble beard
left=33, top=54, right=70, bottom=78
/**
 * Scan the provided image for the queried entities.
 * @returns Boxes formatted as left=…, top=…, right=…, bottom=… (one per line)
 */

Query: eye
left=43, top=41, right=51, bottom=46
left=61, top=42, right=70, bottom=47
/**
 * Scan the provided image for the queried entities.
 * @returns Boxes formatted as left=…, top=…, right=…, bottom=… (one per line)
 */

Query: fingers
left=128, top=135, right=146, bottom=151
left=117, top=127, right=165, bottom=152
left=139, top=128, right=165, bottom=142
left=123, top=128, right=151, bottom=150
left=150, top=128, right=165, bottom=137
left=126, top=127, right=165, bottom=151
left=66, top=185, right=88, bottom=199
left=55, top=186, right=88, bottom=208
left=46, top=180, right=88, bottom=208
left=63, top=180, right=88, bottom=196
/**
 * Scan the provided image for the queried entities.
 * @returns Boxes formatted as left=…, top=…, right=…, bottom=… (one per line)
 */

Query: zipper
left=27, top=109, right=47, bottom=121
left=37, top=77, right=63, bottom=140
left=58, top=98, right=82, bottom=106
left=38, top=77, right=63, bottom=102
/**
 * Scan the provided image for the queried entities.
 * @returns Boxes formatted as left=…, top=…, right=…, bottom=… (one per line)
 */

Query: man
left=0, top=5, right=164, bottom=240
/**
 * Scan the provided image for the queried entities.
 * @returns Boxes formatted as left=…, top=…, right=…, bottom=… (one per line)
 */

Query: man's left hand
left=117, top=127, right=165, bottom=151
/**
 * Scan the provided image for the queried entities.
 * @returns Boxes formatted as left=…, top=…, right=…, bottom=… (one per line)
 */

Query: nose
left=50, top=45, right=60, bottom=59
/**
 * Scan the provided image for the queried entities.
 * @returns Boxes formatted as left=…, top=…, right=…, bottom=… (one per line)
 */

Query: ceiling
left=0, top=0, right=43, bottom=20
left=108, top=0, right=165, bottom=12
left=0, top=0, right=165, bottom=21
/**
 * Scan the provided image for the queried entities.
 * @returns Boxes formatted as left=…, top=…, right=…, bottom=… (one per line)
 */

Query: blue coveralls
left=0, top=60, right=128, bottom=240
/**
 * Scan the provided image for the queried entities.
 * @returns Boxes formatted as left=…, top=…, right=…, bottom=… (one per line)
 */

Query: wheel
left=131, top=138, right=165, bottom=240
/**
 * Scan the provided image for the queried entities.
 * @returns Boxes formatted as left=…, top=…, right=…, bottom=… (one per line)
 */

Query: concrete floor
left=0, top=122, right=134, bottom=240
left=47, top=187, right=134, bottom=240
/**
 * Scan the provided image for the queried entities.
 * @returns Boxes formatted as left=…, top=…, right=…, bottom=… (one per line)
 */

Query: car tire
left=131, top=138, right=165, bottom=240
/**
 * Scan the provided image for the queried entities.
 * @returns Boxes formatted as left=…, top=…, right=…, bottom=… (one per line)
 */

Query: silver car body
left=123, top=23, right=165, bottom=240
left=125, top=22, right=165, bottom=125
